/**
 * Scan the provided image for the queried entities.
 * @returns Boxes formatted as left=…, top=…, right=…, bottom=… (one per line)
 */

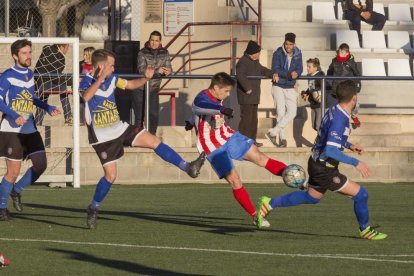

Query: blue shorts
left=207, top=132, right=255, bottom=179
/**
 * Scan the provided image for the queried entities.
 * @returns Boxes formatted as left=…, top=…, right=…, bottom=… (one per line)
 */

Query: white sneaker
left=261, top=218, right=271, bottom=228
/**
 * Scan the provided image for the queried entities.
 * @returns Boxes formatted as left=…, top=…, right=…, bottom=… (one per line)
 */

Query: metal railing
left=160, top=1, right=262, bottom=90
left=151, top=74, right=414, bottom=130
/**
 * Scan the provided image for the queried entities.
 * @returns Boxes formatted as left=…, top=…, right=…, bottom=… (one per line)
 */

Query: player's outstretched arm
left=192, top=94, right=233, bottom=117
left=126, top=66, right=155, bottom=90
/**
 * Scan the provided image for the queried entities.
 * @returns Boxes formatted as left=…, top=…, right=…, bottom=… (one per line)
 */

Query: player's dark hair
left=92, top=49, right=115, bottom=67
left=338, top=43, right=350, bottom=53
left=336, top=80, right=357, bottom=103
left=209, top=72, right=235, bottom=89
left=11, top=39, right=32, bottom=57
left=149, top=30, right=162, bottom=41
left=307, top=58, right=320, bottom=68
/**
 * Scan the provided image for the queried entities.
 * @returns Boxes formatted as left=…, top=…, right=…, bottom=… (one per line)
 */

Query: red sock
left=265, top=158, right=287, bottom=176
left=232, top=187, right=256, bottom=217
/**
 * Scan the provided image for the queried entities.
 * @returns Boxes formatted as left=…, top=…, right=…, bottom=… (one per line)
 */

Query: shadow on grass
left=24, top=203, right=358, bottom=239
left=47, top=248, right=205, bottom=275
left=25, top=203, right=255, bottom=235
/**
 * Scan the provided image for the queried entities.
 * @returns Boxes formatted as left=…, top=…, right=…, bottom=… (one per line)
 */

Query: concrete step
left=262, top=22, right=414, bottom=51
left=349, top=134, right=414, bottom=147
left=262, top=0, right=414, bottom=13
left=262, top=8, right=305, bottom=22
left=262, top=0, right=414, bottom=7
left=351, top=122, right=401, bottom=135
left=37, top=126, right=89, bottom=148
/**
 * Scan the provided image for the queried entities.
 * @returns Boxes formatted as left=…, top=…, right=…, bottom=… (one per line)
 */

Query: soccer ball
left=282, top=164, right=307, bottom=189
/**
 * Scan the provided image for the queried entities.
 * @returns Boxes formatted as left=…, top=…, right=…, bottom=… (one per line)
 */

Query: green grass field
left=1, top=183, right=414, bottom=275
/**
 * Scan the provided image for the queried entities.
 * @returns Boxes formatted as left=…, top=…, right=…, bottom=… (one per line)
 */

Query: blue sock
left=269, top=191, right=320, bottom=209
left=14, top=168, right=40, bottom=193
left=0, top=178, right=14, bottom=209
left=154, top=143, right=189, bottom=172
left=352, top=186, right=369, bottom=231
left=91, top=177, right=112, bottom=209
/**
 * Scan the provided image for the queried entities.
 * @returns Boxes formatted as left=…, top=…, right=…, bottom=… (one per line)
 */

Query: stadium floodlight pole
left=5, top=0, right=10, bottom=37
left=145, top=80, right=150, bottom=130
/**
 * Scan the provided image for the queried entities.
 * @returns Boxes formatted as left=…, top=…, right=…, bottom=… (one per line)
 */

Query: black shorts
left=92, top=125, right=144, bottom=166
left=0, top=131, right=45, bottom=161
left=307, top=156, right=348, bottom=192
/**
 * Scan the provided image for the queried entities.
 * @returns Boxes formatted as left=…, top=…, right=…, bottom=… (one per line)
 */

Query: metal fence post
left=321, top=77, right=326, bottom=117
left=145, top=80, right=150, bottom=131
left=5, top=0, right=10, bottom=37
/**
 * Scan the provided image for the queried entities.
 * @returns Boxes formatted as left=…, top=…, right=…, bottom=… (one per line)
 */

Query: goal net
left=0, top=37, right=80, bottom=188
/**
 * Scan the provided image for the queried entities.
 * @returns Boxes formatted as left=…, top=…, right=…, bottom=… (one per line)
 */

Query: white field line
left=1, top=238, right=413, bottom=264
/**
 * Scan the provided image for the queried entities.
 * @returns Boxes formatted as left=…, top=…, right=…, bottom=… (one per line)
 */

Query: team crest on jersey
left=214, top=117, right=225, bottom=129
left=25, top=75, right=29, bottom=81
left=11, top=89, right=34, bottom=115
left=330, top=131, right=342, bottom=140
left=92, top=99, right=119, bottom=128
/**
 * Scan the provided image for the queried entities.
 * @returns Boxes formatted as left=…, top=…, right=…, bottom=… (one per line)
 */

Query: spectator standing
left=343, top=0, right=386, bottom=40
left=34, top=44, right=72, bottom=126
left=79, top=47, right=95, bottom=125
left=266, top=33, right=303, bottom=147
left=327, top=43, right=361, bottom=128
left=301, top=58, right=325, bottom=131
left=236, top=40, right=278, bottom=147
left=134, top=31, right=172, bottom=134
left=80, top=47, right=95, bottom=75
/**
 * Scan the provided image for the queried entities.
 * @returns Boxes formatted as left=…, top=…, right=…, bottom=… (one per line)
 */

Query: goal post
left=0, top=37, right=80, bottom=188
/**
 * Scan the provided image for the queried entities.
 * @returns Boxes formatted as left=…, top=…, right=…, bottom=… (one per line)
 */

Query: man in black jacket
left=34, top=44, right=72, bottom=126
left=343, top=0, right=386, bottom=38
left=236, top=41, right=277, bottom=147
left=134, top=31, right=172, bottom=134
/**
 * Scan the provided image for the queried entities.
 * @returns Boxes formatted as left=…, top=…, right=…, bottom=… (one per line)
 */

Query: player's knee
left=104, top=172, right=117, bottom=183
left=353, top=186, right=368, bottom=202
left=5, top=171, right=19, bottom=183
left=305, top=193, right=320, bottom=204
left=225, top=172, right=242, bottom=189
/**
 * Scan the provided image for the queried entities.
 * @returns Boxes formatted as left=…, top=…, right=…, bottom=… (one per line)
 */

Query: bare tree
left=75, top=0, right=100, bottom=37
left=33, top=0, right=96, bottom=37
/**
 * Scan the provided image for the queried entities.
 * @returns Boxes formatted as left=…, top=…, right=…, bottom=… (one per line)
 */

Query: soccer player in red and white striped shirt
left=191, top=72, right=288, bottom=227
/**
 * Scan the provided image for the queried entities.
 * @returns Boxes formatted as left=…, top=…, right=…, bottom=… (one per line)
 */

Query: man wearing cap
left=266, top=33, right=303, bottom=148
left=236, top=40, right=278, bottom=147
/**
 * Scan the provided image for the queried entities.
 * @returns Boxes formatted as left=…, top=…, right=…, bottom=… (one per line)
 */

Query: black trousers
left=131, top=87, right=160, bottom=135
left=344, top=10, right=386, bottom=35
left=238, top=104, right=258, bottom=141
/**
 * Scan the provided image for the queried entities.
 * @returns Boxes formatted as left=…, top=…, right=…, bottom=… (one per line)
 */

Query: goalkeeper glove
left=185, top=120, right=194, bottom=131
left=220, top=107, right=234, bottom=118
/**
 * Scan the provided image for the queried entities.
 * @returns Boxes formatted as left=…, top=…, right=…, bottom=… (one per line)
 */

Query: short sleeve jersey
left=80, top=74, right=129, bottom=145
left=311, top=104, right=351, bottom=166
left=0, top=66, right=36, bottom=134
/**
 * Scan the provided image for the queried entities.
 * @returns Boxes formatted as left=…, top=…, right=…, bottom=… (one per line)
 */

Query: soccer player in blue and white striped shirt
left=255, top=80, right=387, bottom=240
left=0, top=39, right=61, bottom=220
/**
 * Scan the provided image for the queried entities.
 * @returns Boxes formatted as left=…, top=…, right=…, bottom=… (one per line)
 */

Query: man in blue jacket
left=266, top=33, right=303, bottom=147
